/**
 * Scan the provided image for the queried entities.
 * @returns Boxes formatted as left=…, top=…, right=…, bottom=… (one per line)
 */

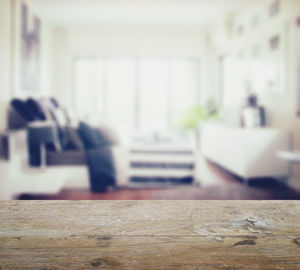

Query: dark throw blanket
left=86, top=146, right=116, bottom=192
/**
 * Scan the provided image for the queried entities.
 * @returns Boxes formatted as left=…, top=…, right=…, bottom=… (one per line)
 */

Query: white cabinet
left=201, top=124, right=290, bottom=179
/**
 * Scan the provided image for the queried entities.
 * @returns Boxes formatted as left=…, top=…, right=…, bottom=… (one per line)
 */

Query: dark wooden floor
left=19, top=187, right=169, bottom=200
left=19, top=183, right=300, bottom=200
left=19, top=161, right=300, bottom=200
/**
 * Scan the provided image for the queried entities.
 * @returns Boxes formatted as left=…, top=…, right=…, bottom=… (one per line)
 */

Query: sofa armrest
left=111, top=145, right=130, bottom=187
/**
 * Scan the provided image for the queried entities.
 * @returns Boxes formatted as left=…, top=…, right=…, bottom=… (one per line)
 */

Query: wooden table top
left=0, top=201, right=300, bottom=269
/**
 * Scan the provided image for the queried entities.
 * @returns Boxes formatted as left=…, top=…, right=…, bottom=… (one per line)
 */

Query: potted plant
left=181, top=99, right=219, bottom=149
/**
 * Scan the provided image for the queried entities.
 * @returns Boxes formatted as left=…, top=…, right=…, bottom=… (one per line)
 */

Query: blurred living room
left=0, top=0, right=300, bottom=200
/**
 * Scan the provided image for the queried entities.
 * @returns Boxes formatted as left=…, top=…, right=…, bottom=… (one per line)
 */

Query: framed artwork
left=237, top=25, right=244, bottom=37
left=263, top=30, right=285, bottom=95
left=251, top=15, right=260, bottom=29
left=235, top=30, right=285, bottom=97
left=296, top=18, right=300, bottom=116
left=269, top=35, right=280, bottom=51
left=250, top=22, right=286, bottom=97
left=297, top=66, right=300, bottom=117
left=14, top=1, right=42, bottom=96
left=269, top=0, right=280, bottom=17
left=251, top=44, right=261, bottom=58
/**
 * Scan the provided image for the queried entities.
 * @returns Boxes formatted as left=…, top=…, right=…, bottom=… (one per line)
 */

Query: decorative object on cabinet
left=241, top=94, right=266, bottom=128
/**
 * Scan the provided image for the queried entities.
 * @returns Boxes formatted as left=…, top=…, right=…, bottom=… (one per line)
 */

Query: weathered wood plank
left=0, top=201, right=300, bottom=269
left=0, top=201, right=300, bottom=236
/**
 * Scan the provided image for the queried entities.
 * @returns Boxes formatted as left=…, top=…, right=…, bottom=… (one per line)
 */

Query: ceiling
left=28, top=0, right=260, bottom=26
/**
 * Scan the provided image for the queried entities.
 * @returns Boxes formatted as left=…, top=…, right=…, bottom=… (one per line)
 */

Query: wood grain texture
left=0, top=201, right=300, bottom=270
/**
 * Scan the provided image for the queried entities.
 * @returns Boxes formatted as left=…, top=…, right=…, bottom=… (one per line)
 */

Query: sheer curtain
left=106, top=59, right=135, bottom=132
left=74, top=59, right=104, bottom=118
left=74, top=57, right=200, bottom=136
left=139, top=60, right=169, bottom=133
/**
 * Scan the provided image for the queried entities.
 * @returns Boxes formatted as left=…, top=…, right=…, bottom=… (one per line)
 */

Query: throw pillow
left=78, top=122, right=106, bottom=149
left=26, top=98, right=48, bottom=121
left=11, top=99, right=36, bottom=122
left=65, top=126, right=85, bottom=150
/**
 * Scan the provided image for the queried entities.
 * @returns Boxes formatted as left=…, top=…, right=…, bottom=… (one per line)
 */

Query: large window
left=139, top=60, right=169, bottom=133
left=74, top=57, right=200, bottom=134
left=106, top=59, right=136, bottom=130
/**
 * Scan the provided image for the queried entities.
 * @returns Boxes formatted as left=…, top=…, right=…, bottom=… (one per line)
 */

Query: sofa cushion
left=49, top=97, right=72, bottom=124
left=11, top=99, right=36, bottom=122
left=65, top=126, right=85, bottom=150
left=47, top=107, right=69, bottom=148
left=50, top=108, right=68, bottom=127
left=26, top=98, right=48, bottom=121
left=50, top=97, right=60, bottom=108
left=78, top=122, right=108, bottom=149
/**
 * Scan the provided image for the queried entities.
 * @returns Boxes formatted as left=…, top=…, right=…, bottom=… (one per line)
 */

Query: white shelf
left=277, top=151, right=300, bottom=163
left=130, top=153, right=195, bottom=163
left=129, top=168, right=194, bottom=178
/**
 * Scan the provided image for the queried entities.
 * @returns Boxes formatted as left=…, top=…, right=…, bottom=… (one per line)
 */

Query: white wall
left=208, top=0, right=300, bottom=189
left=0, top=0, right=13, bottom=199
left=52, top=24, right=207, bottom=108
left=209, top=0, right=300, bottom=121
left=0, top=0, right=12, bottom=131
left=52, top=27, right=71, bottom=106
left=0, top=0, right=54, bottom=199
left=40, top=22, right=53, bottom=96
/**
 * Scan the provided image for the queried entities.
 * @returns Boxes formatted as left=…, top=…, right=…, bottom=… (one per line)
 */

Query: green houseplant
left=181, top=100, right=218, bottom=148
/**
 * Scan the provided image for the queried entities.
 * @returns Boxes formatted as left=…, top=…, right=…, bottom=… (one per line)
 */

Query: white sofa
left=0, top=130, right=130, bottom=199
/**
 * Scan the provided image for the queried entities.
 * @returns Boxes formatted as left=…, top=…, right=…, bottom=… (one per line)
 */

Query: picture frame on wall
left=251, top=15, right=260, bottom=29
left=254, top=22, right=287, bottom=97
left=269, top=0, right=280, bottom=17
left=246, top=25, right=286, bottom=97
left=263, top=29, right=285, bottom=95
left=251, top=43, right=261, bottom=58
left=14, top=1, right=42, bottom=96
left=297, top=65, right=300, bottom=117
left=296, top=18, right=300, bottom=116
left=269, top=35, right=281, bottom=51
left=237, top=24, right=244, bottom=37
